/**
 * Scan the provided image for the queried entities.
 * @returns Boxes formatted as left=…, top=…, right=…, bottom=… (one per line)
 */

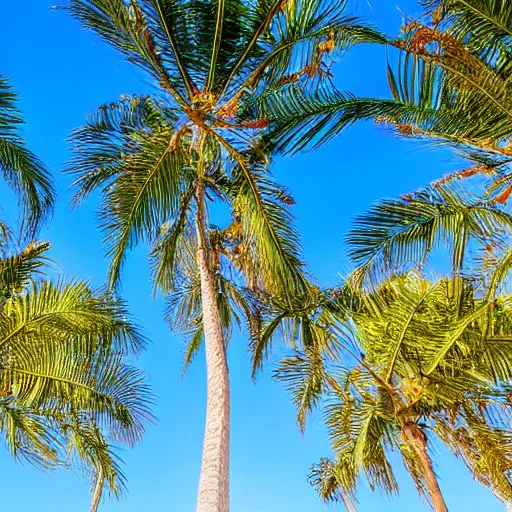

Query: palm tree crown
left=0, top=241, right=153, bottom=508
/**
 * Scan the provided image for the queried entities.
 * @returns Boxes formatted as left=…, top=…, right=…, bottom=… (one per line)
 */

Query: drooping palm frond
left=62, top=413, right=128, bottom=510
left=0, top=241, right=51, bottom=305
left=0, top=398, right=62, bottom=470
left=346, top=183, right=512, bottom=287
left=229, top=160, right=309, bottom=295
left=423, top=0, right=512, bottom=55
left=308, top=457, right=358, bottom=512
left=0, top=76, right=55, bottom=235
left=68, top=95, right=190, bottom=288
left=251, top=285, right=347, bottom=380
left=366, top=1, right=512, bottom=204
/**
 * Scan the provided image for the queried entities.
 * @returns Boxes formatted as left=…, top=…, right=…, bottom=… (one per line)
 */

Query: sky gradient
left=2, top=1, right=501, bottom=510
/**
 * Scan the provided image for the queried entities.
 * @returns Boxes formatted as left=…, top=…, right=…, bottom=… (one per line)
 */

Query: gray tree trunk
left=89, top=471, right=104, bottom=512
left=195, top=244, right=230, bottom=512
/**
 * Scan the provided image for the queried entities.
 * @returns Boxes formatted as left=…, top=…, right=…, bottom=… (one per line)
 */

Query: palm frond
left=0, top=76, right=54, bottom=235
left=346, top=184, right=512, bottom=287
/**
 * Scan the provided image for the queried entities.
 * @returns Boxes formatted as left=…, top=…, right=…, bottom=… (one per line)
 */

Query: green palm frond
left=251, top=287, right=345, bottom=378
left=308, top=457, right=358, bottom=511
left=425, top=0, right=512, bottom=53
left=68, top=95, right=190, bottom=288
left=276, top=347, right=326, bottom=431
left=250, top=83, right=409, bottom=154
left=346, top=184, right=512, bottom=286
left=63, top=413, right=127, bottom=509
left=369, top=0, right=512, bottom=205
left=0, top=76, right=54, bottom=235
left=0, top=241, right=51, bottom=304
left=0, top=398, right=62, bottom=469
left=230, top=160, right=308, bottom=295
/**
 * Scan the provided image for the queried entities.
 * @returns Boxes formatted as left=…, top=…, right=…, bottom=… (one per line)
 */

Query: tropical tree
left=0, top=240, right=153, bottom=510
left=0, top=76, right=54, bottom=236
left=0, top=75, right=152, bottom=510
left=63, top=1, right=392, bottom=509
left=370, top=0, right=512, bottom=203
left=261, top=179, right=512, bottom=510
left=276, top=272, right=512, bottom=511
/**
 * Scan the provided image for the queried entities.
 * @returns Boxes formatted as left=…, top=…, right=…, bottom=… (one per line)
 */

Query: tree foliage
left=0, top=241, right=153, bottom=506
left=0, top=76, right=54, bottom=237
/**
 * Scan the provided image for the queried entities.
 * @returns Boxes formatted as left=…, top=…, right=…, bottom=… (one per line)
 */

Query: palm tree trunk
left=195, top=186, right=230, bottom=512
left=341, top=495, right=358, bottom=512
left=90, top=470, right=104, bottom=512
left=403, top=423, right=448, bottom=512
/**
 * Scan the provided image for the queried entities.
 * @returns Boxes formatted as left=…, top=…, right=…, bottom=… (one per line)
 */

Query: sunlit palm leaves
left=0, top=242, right=153, bottom=506
left=346, top=183, right=512, bottom=287
left=276, top=272, right=512, bottom=508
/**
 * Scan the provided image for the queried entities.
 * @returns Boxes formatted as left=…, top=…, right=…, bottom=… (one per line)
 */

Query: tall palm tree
left=0, top=76, right=54, bottom=236
left=276, top=272, right=512, bottom=511
left=0, top=241, right=153, bottom=510
left=64, top=1, right=390, bottom=509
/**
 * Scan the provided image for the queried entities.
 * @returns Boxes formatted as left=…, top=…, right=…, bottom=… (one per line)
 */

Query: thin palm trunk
left=341, top=495, right=358, bottom=512
left=90, top=470, right=104, bottom=512
left=196, top=185, right=230, bottom=512
left=403, top=423, right=448, bottom=512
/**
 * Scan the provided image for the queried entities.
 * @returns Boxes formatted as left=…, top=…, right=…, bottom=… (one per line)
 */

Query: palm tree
left=0, top=76, right=54, bottom=236
left=276, top=272, right=512, bottom=511
left=0, top=241, right=153, bottom=509
left=64, top=1, right=391, bottom=509
left=370, top=0, right=512, bottom=202
left=0, top=75, right=151, bottom=509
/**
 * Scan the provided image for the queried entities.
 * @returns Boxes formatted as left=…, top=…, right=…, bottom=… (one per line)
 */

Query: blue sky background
left=2, top=1, right=502, bottom=510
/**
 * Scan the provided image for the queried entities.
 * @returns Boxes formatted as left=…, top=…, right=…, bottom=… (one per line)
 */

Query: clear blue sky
left=2, top=1, right=500, bottom=510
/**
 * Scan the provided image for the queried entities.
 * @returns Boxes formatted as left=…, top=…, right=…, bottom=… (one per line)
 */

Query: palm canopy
left=68, top=90, right=310, bottom=300
left=0, top=240, right=153, bottom=500
left=373, top=0, right=512, bottom=201
left=0, top=76, right=54, bottom=237
left=277, top=272, right=512, bottom=508
left=63, top=0, right=405, bottom=295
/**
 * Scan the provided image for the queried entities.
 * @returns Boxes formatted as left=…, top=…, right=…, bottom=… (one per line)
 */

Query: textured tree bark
left=89, top=470, right=104, bottom=512
left=403, top=424, right=448, bottom=512
left=195, top=236, right=230, bottom=512
left=341, top=495, right=358, bottom=512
